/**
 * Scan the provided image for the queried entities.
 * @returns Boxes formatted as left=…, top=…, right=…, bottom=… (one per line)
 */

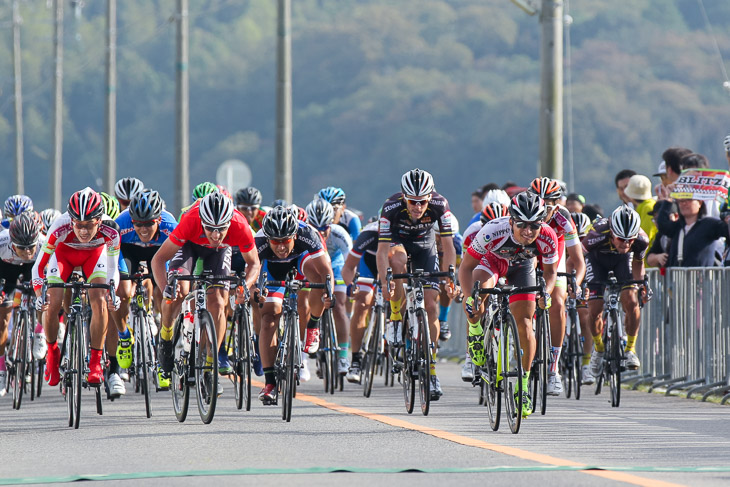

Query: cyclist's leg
left=300, top=252, right=330, bottom=350
left=387, top=245, right=407, bottom=321
left=259, top=298, right=282, bottom=399
left=620, top=286, right=641, bottom=368
left=350, top=264, right=375, bottom=363
left=332, top=260, right=350, bottom=366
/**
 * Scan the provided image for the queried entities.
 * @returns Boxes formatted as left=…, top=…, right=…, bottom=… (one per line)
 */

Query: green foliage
left=0, top=0, right=729, bottom=221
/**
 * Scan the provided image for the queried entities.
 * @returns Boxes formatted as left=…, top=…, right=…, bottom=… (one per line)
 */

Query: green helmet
left=100, top=192, right=120, bottom=220
left=192, top=182, right=218, bottom=202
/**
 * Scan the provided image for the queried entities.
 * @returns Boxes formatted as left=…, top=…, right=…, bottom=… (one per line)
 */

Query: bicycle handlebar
left=120, top=273, right=153, bottom=282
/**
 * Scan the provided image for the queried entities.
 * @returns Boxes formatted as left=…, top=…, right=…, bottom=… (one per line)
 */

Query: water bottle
left=182, top=311, right=194, bottom=353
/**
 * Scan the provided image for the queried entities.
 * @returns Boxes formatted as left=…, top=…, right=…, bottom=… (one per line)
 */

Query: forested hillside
left=1, top=0, right=729, bottom=220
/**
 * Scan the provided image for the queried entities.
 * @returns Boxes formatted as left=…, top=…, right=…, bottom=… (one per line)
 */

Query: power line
left=696, top=0, right=730, bottom=86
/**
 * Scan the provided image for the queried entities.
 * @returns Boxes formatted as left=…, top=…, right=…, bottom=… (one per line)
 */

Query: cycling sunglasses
left=132, top=220, right=156, bottom=228
left=203, top=224, right=230, bottom=233
left=405, top=197, right=430, bottom=207
left=513, top=220, right=542, bottom=230
left=269, top=237, right=294, bottom=245
left=237, top=205, right=259, bottom=212
left=14, top=243, right=36, bottom=251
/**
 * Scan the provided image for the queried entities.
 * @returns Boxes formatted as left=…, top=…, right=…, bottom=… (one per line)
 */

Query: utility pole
left=104, top=0, right=116, bottom=194
left=12, top=0, right=24, bottom=194
left=51, top=0, right=64, bottom=209
left=274, top=0, right=292, bottom=203
left=175, top=0, right=189, bottom=214
left=539, top=0, right=563, bottom=180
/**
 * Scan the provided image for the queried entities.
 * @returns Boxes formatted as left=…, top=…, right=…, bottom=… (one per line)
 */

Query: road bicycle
left=558, top=270, right=584, bottom=400
left=5, top=278, right=37, bottom=409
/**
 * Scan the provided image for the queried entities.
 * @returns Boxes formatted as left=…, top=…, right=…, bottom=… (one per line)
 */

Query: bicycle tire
left=531, top=310, right=549, bottom=415
left=401, top=312, right=416, bottom=414
left=570, top=308, right=582, bottom=401
left=71, top=316, right=83, bottom=429
left=416, top=309, right=431, bottom=416
left=171, top=313, right=190, bottom=423
left=608, top=309, right=621, bottom=407
left=327, top=311, right=338, bottom=395
left=195, top=310, right=218, bottom=424
left=529, top=315, right=541, bottom=414
left=239, top=307, right=253, bottom=411
left=36, top=359, right=44, bottom=398
left=12, top=311, right=27, bottom=410
left=503, top=311, right=523, bottom=434
left=363, top=306, right=383, bottom=398
left=136, top=312, right=152, bottom=418
left=281, top=311, right=296, bottom=422
left=484, top=321, right=501, bottom=431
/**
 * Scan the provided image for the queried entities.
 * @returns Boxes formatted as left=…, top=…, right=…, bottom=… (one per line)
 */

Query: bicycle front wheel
left=233, top=307, right=253, bottom=411
left=11, top=311, right=28, bottom=410
left=363, top=306, right=383, bottom=398
left=136, top=312, right=152, bottom=418
left=608, top=310, right=621, bottom=407
left=401, top=314, right=416, bottom=414
left=416, top=309, right=431, bottom=416
left=71, top=318, right=83, bottom=429
left=569, top=308, right=582, bottom=401
left=195, top=310, right=218, bottom=424
left=503, top=312, right=523, bottom=434
left=280, top=312, right=297, bottom=422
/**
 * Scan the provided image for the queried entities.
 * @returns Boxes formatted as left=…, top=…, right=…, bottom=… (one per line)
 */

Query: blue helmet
left=316, top=186, right=346, bottom=206
left=4, top=195, right=33, bottom=218
left=129, top=190, right=164, bottom=221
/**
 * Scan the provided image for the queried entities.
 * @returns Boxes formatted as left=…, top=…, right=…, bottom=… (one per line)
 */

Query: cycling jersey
left=249, top=208, right=266, bottom=233
left=32, top=212, right=120, bottom=291
left=0, top=230, right=45, bottom=266
left=349, top=222, right=378, bottom=286
left=548, top=205, right=579, bottom=250
left=0, top=229, right=45, bottom=304
left=378, top=192, right=453, bottom=243
left=462, top=220, right=483, bottom=252
left=337, top=208, right=362, bottom=240
left=582, top=218, right=649, bottom=259
left=116, top=209, right=177, bottom=247
left=169, top=202, right=254, bottom=254
left=324, top=223, right=353, bottom=269
left=467, top=216, right=559, bottom=265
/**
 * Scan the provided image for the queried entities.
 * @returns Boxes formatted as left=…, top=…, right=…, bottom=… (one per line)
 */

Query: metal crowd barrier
left=442, top=267, right=730, bottom=402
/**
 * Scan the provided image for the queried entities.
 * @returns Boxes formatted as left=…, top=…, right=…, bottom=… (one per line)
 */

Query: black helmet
left=129, top=190, right=164, bottom=221
left=235, top=187, right=262, bottom=207
left=9, top=211, right=40, bottom=247
left=262, top=206, right=298, bottom=239
left=509, top=191, right=546, bottom=222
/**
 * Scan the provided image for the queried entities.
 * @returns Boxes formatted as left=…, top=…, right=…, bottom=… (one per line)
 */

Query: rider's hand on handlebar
left=107, top=294, right=121, bottom=311
left=35, top=295, right=48, bottom=312
left=538, top=294, right=552, bottom=310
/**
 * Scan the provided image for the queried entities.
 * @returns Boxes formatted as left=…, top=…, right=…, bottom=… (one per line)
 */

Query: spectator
left=624, top=175, right=657, bottom=243
left=615, top=169, right=637, bottom=205
left=724, top=134, right=730, bottom=169
left=565, top=193, right=585, bottom=213
left=654, top=188, right=729, bottom=267
left=471, top=189, right=484, bottom=213
left=583, top=203, right=604, bottom=222
left=662, top=147, right=692, bottom=184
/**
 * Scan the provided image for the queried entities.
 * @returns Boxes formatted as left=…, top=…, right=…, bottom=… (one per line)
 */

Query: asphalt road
left=1, top=360, right=729, bottom=487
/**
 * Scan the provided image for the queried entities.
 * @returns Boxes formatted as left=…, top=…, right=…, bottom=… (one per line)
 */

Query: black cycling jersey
left=378, top=192, right=453, bottom=244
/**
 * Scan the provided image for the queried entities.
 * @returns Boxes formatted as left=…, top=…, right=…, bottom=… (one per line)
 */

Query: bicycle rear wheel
left=484, top=322, right=501, bottom=431
left=363, top=306, right=383, bottom=398
left=280, top=312, right=297, bottom=422
left=608, top=310, right=621, bottom=407
left=530, top=310, right=549, bottom=415
left=71, top=318, right=83, bottom=429
left=195, top=310, right=218, bottom=424
left=401, top=313, right=416, bottom=414
left=136, top=312, right=152, bottom=418
left=171, top=313, right=190, bottom=423
left=416, top=309, right=431, bottom=416
left=238, top=306, right=253, bottom=411
left=569, top=309, right=582, bottom=401
left=503, top=312, right=523, bottom=434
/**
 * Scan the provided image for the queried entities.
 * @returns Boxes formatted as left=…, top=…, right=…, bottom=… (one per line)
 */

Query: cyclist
left=179, top=181, right=219, bottom=218
left=40, top=209, right=62, bottom=236
left=2, top=195, right=33, bottom=229
left=584, top=206, right=650, bottom=380
left=376, top=168, right=457, bottom=400
left=254, top=206, right=333, bottom=403
left=111, top=190, right=177, bottom=391
left=234, top=187, right=266, bottom=233
left=459, top=201, right=509, bottom=381
left=114, top=177, right=145, bottom=211
left=152, top=192, right=261, bottom=395
left=0, top=213, right=45, bottom=396
left=316, top=187, right=362, bottom=240
left=306, top=199, right=353, bottom=378
left=528, top=177, right=585, bottom=396
left=459, top=192, right=559, bottom=417
left=32, top=188, right=121, bottom=387
left=434, top=215, right=463, bottom=342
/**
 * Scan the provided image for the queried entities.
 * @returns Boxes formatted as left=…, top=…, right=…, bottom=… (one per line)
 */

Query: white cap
left=652, top=160, right=666, bottom=177
left=624, top=175, right=653, bottom=201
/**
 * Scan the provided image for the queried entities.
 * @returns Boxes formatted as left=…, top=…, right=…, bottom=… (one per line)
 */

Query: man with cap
left=624, top=175, right=657, bottom=244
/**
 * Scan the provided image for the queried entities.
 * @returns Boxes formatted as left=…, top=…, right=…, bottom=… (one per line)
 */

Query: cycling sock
left=205, top=355, right=213, bottom=367
left=108, top=356, right=119, bottom=375
left=467, top=320, right=483, bottom=335
left=263, top=367, right=276, bottom=386
left=438, top=304, right=450, bottom=322
left=35, top=322, right=43, bottom=333
left=47, top=340, right=58, bottom=350
left=306, top=315, right=321, bottom=329
left=338, top=342, right=349, bottom=359
left=592, top=334, right=604, bottom=353
left=352, top=352, right=362, bottom=365
left=118, top=327, right=131, bottom=340
left=430, top=347, right=437, bottom=375
left=0, top=356, right=5, bottom=371
left=581, top=354, right=591, bottom=366
left=160, top=325, right=173, bottom=341
left=625, top=335, right=637, bottom=352
left=521, top=370, right=530, bottom=389
left=550, top=346, right=561, bottom=373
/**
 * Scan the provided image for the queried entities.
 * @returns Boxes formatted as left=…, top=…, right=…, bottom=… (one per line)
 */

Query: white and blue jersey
left=324, top=224, right=352, bottom=287
left=115, top=209, right=177, bottom=276
left=337, top=208, right=362, bottom=241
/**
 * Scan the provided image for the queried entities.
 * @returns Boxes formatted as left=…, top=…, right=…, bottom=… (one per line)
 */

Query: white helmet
left=482, top=189, right=510, bottom=208
left=401, top=168, right=434, bottom=197
left=199, top=192, right=234, bottom=228
left=306, top=199, right=334, bottom=228
left=610, top=205, right=641, bottom=239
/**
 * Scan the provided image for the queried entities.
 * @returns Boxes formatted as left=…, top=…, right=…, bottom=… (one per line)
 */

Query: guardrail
left=441, top=267, right=730, bottom=403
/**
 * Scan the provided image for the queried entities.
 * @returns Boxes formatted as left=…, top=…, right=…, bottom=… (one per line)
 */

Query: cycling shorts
left=120, top=243, right=160, bottom=288
left=392, top=237, right=440, bottom=291
left=261, top=256, right=308, bottom=304
left=168, top=242, right=232, bottom=291
left=475, top=254, right=536, bottom=303
left=584, top=251, right=636, bottom=300
left=356, top=254, right=378, bottom=293
left=0, top=261, right=33, bottom=307
left=46, top=244, right=108, bottom=286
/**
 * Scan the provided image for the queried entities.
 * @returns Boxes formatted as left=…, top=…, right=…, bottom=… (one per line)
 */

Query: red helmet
left=480, top=202, right=509, bottom=224
left=529, top=177, right=563, bottom=200
left=290, top=204, right=308, bottom=222
left=68, top=187, right=104, bottom=221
